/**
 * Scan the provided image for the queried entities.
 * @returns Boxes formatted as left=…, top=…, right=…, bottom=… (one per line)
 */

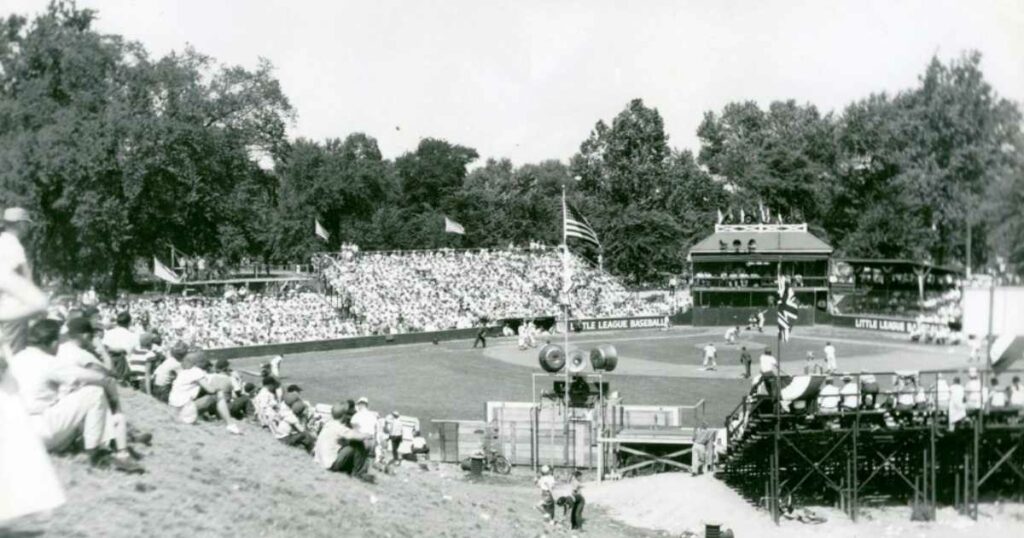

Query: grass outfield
left=231, top=326, right=969, bottom=428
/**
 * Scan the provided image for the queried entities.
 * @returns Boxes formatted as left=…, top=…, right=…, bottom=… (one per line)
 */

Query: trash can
left=469, top=455, right=484, bottom=476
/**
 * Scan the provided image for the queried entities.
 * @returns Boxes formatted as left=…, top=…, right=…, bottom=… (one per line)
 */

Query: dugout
left=688, top=223, right=833, bottom=326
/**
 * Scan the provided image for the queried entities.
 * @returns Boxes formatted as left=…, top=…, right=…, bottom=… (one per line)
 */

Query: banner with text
left=572, top=315, right=669, bottom=332
left=833, top=314, right=946, bottom=334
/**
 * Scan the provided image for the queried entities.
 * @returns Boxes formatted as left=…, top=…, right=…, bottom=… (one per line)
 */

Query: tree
left=395, top=138, right=478, bottom=211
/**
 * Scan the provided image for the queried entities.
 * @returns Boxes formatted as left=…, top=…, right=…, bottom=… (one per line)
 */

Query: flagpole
left=561, top=187, right=573, bottom=465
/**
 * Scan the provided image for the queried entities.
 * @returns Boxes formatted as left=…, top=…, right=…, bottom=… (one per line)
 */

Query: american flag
left=563, top=200, right=600, bottom=248
left=777, top=277, right=798, bottom=341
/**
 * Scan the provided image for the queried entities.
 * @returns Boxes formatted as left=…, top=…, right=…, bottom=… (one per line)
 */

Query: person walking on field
left=824, top=342, right=837, bottom=373
left=739, top=346, right=752, bottom=379
left=701, top=342, right=717, bottom=371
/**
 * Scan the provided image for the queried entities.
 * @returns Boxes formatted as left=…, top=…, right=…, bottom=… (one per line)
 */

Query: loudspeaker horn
left=538, top=344, right=565, bottom=373
left=589, top=344, right=618, bottom=372
left=567, top=349, right=587, bottom=374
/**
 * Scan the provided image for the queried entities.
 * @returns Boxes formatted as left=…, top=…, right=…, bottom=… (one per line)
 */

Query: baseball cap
left=2, top=207, right=31, bottom=223
left=357, top=397, right=369, bottom=405
left=66, top=317, right=95, bottom=336
left=391, top=410, right=400, bottom=417
left=285, top=384, right=302, bottom=393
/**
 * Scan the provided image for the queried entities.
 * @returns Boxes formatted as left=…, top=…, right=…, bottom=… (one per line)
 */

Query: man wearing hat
left=1, top=207, right=34, bottom=353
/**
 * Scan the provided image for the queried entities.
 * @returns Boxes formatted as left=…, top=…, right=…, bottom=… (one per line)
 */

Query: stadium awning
left=689, top=227, right=833, bottom=256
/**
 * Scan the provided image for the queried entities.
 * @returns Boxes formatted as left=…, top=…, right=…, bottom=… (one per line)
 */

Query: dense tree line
left=1, top=3, right=1021, bottom=292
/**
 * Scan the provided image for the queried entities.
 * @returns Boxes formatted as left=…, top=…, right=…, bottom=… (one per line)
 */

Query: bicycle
left=461, top=448, right=512, bottom=475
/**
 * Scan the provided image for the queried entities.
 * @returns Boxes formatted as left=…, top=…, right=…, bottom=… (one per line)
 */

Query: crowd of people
left=94, top=291, right=362, bottom=350
left=325, top=248, right=665, bottom=334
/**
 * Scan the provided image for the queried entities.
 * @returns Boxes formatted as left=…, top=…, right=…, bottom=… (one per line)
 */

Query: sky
left=5, top=0, right=1023, bottom=165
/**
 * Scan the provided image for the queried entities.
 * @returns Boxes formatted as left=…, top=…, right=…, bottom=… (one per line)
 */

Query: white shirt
left=168, top=367, right=207, bottom=407
left=153, top=357, right=181, bottom=387
left=1010, top=384, right=1024, bottom=407
left=57, top=341, right=102, bottom=369
left=703, top=345, right=716, bottom=359
left=102, top=326, right=139, bottom=355
left=818, top=384, right=841, bottom=410
left=7, top=347, right=64, bottom=414
left=824, top=345, right=836, bottom=361
left=759, top=354, right=777, bottom=374
left=313, top=420, right=356, bottom=469
left=989, top=389, right=1007, bottom=408
left=0, top=231, right=26, bottom=273
left=352, top=408, right=378, bottom=437
left=840, top=382, right=859, bottom=409
left=965, top=378, right=983, bottom=409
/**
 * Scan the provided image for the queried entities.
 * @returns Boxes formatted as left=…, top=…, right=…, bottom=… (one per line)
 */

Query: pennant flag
left=153, top=257, right=181, bottom=284
left=717, top=209, right=724, bottom=224
left=444, top=216, right=465, bottom=235
left=314, top=219, right=330, bottom=241
left=777, top=277, right=798, bottom=342
left=563, top=200, right=600, bottom=248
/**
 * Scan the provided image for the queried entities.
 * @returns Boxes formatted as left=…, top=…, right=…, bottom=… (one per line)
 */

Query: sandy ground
left=587, top=473, right=1024, bottom=538
left=2, top=390, right=657, bottom=538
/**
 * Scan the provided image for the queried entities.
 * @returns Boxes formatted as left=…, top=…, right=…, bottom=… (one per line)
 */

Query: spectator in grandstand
left=1010, top=377, right=1024, bottom=408
left=758, top=349, right=778, bottom=382
left=839, top=375, right=859, bottom=410
left=817, top=379, right=841, bottom=413
left=739, top=346, right=752, bottom=379
left=965, top=369, right=983, bottom=410
left=152, top=341, right=187, bottom=402
left=860, top=374, right=879, bottom=409
left=934, top=373, right=951, bottom=410
left=701, top=343, right=717, bottom=371
left=8, top=319, right=144, bottom=473
left=987, top=378, right=1007, bottom=409
left=894, top=376, right=917, bottom=410
left=0, top=207, right=34, bottom=354
left=823, top=342, right=837, bottom=373
left=168, top=352, right=242, bottom=435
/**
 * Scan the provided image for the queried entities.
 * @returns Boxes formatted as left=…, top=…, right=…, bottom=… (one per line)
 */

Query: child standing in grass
left=535, top=465, right=555, bottom=523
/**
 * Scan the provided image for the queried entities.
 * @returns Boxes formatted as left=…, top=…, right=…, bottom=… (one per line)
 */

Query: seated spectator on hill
left=314, top=404, right=375, bottom=482
left=127, top=332, right=160, bottom=391
left=8, top=319, right=144, bottom=473
left=253, top=376, right=283, bottom=428
left=152, top=341, right=187, bottom=402
left=168, top=352, right=242, bottom=435
left=209, top=358, right=252, bottom=420
left=101, top=311, right=138, bottom=380
left=265, top=394, right=316, bottom=453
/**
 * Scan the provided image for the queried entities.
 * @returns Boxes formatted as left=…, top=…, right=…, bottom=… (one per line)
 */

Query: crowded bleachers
left=324, top=247, right=664, bottom=333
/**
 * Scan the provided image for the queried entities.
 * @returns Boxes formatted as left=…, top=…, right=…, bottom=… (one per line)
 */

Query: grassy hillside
left=6, top=390, right=654, bottom=538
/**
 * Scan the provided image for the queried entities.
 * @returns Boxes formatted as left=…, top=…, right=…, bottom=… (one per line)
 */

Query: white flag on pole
left=315, top=219, right=330, bottom=241
left=153, top=257, right=181, bottom=284
left=444, top=216, right=465, bottom=235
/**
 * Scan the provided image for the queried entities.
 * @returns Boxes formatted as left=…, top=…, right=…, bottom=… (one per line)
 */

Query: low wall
left=831, top=314, right=947, bottom=334
left=204, top=326, right=503, bottom=361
